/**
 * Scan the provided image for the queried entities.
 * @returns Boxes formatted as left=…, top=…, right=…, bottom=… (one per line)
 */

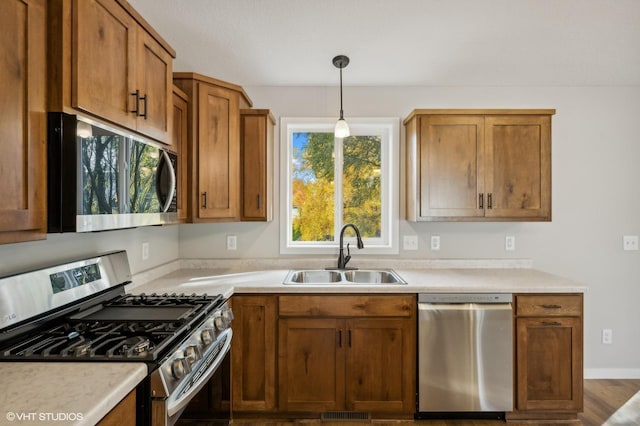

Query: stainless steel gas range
left=0, top=251, right=232, bottom=425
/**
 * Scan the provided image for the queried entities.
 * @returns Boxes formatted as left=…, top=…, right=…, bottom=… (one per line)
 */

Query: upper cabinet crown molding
left=48, top=0, right=175, bottom=144
left=405, top=109, right=555, bottom=222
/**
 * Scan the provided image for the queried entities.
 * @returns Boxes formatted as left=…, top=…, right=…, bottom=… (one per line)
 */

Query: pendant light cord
left=339, top=66, right=345, bottom=120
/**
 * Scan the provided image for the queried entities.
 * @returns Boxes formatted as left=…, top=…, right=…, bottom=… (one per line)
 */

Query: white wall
left=0, top=225, right=179, bottom=276
left=179, top=84, right=640, bottom=376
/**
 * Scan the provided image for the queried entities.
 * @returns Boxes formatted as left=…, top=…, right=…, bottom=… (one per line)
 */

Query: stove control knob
left=201, top=328, right=214, bottom=345
left=171, top=357, right=189, bottom=380
left=213, top=315, right=225, bottom=331
left=185, top=345, right=201, bottom=365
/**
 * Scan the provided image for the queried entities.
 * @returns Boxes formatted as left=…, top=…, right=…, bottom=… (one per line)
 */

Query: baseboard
left=585, top=368, right=640, bottom=379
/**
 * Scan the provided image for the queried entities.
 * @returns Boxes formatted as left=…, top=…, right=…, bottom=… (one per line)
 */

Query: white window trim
left=279, top=117, right=399, bottom=255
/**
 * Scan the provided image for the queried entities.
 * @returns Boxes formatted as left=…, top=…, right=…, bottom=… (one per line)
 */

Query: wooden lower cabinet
left=231, top=295, right=277, bottom=412
left=278, top=295, right=416, bottom=415
left=511, top=294, right=583, bottom=419
left=97, top=389, right=136, bottom=426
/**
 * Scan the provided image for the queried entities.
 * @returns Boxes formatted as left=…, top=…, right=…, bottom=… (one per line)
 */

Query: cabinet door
left=96, top=389, right=136, bottom=426
left=240, top=111, right=273, bottom=221
left=172, top=87, right=188, bottom=222
left=516, top=317, right=583, bottom=411
left=73, top=0, right=137, bottom=130
left=136, top=29, right=172, bottom=143
left=278, top=318, right=345, bottom=411
left=419, top=115, right=485, bottom=218
left=346, top=318, right=416, bottom=413
left=197, top=84, right=240, bottom=220
left=231, top=296, right=277, bottom=412
left=485, top=116, right=551, bottom=219
left=0, top=0, right=46, bottom=244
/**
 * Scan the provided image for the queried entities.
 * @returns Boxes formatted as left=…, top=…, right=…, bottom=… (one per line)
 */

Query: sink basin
left=283, top=269, right=406, bottom=285
left=286, top=270, right=342, bottom=284
left=343, top=270, right=404, bottom=284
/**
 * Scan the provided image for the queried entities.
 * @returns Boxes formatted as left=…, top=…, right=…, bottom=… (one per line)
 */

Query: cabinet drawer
left=516, top=294, right=582, bottom=317
left=279, top=295, right=415, bottom=317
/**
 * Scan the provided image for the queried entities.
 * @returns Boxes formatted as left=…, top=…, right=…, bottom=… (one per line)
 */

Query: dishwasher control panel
left=418, top=293, right=512, bottom=304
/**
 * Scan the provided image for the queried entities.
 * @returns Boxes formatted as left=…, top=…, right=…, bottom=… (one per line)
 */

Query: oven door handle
left=166, top=328, right=232, bottom=418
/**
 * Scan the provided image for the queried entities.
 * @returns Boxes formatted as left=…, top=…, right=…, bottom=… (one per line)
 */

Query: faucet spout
left=337, top=223, right=364, bottom=269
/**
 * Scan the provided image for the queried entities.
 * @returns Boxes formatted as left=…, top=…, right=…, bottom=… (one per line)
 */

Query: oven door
left=151, top=329, right=232, bottom=426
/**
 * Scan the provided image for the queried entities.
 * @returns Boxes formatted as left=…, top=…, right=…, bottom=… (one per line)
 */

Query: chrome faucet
left=337, top=223, right=364, bottom=269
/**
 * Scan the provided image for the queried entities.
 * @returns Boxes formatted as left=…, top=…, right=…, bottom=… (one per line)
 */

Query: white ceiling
left=129, top=0, right=640, bottom=87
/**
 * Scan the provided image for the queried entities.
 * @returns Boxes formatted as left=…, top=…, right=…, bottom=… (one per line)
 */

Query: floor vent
left=321, top=411, right=371, bottom=422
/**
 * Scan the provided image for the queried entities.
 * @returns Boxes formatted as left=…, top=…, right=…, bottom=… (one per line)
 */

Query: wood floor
left=231, top=379, right=640, bottom=426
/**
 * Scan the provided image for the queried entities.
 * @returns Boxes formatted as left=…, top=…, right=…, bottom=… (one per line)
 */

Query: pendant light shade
left=333, top=55, right=350, bottom=138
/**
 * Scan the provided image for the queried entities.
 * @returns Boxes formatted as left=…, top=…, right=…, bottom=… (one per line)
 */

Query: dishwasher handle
left=418, top=302, right=513, bottom=312
left=418, top=293, right=512, bottom=304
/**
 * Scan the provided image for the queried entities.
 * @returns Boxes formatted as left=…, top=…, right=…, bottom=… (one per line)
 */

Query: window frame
left=279, top=117, right=399, bottom=255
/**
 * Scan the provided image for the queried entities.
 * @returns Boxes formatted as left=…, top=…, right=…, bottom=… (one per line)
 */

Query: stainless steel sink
left=283, top=269, right=406, bottom=285
left=343, top=270, right=404, bottom=284
left=286, top=270, right=342, bottom=284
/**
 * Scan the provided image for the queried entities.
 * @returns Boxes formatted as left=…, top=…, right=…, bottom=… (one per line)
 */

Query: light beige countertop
left=127, top=258, right=587, bottom=296
left=0, top=362, right=147, bottom=425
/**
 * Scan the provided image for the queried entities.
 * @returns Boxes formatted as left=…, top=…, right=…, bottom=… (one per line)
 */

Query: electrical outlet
left=623, top=235, right=639, bottom=251
left=602, top=329, right=613, bottom=345
left=226, top=235, right=237, bottom=250
left=430, top=235, right=441, bottom=251
left=505, top=236, right=516, bottom=251
left=142, top=242, right=149, bottom=260
left=403, top=235, right=418, bottom=250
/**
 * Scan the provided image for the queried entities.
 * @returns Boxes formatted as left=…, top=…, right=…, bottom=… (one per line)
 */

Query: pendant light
left=333, top=55, right=350, bottom=138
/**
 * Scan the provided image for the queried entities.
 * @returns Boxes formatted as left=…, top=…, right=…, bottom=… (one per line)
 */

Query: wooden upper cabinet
left=418, top=115, right=485, bottom=218
left=405, top=109, right=554, bottom=222
left=240, top=109, right=275, bottom=221
left=49, top=0, right=175, bottom=143
left=485, top=115, right=551, bottom=219
left=0, top=0, right=47, bottom=244
left=134, top=29, right=173, bottom=142
left=173, top=73, right=253, bottom=222
left=73, top=0, right=137, bottom=131
left=172, top=85, right=189, bottom=222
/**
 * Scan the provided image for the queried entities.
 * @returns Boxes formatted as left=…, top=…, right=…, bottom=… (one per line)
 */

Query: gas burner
left=121, top=337, right=152, bottom=355
left=73, top=342, right=92, bottom=356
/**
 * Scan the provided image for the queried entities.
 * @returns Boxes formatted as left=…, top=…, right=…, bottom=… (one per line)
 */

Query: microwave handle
left=157, top=150, right=176, bottom=213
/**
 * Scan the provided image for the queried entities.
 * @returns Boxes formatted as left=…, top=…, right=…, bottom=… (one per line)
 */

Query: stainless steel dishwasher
left=417, top=293, right=513, bottom=417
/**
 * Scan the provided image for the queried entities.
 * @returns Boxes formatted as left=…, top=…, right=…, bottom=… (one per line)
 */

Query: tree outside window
left=281, top=118, right=399, bottom=254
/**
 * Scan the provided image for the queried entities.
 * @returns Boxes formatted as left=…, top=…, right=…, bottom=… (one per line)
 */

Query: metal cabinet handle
left=130, top=90, right=140, bottom=114
left=257, top=193, right=261, bottom=209
left=338, top=330, right=342, bottom=348
left=488, top=193, right=493, bottom=209
left=348, top=329, right=352, bottom=348
left=541, top=304, right=562, bottom=309
left=479, top=193, right=484, bottom=209
left=139, top=94, right=148, bottom=119
left=542, top=321, right=562, bottom=326
left=202, top=192, right=207, bottom=209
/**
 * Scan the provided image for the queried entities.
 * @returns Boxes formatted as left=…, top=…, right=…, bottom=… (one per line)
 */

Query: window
left=280, top=117, right=399, bottom=254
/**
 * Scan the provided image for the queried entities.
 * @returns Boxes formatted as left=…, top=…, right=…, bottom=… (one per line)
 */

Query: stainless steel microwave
left=48, top=113, right=178, bottom=232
